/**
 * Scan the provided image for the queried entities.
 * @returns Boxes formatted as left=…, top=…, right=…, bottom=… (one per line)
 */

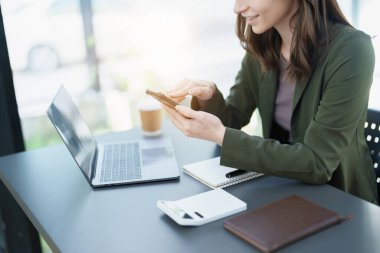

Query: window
left=354, top=0, right=380, bottom=110
left=1, top=0, right=378, bottom=150
left=49, top=0, right=79, bottom=15
left=0, top=0, right=240, bottom=151
left=338, top=0, right=380, bottom=110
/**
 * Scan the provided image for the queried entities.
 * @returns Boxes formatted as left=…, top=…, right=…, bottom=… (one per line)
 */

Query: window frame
left=0, top=5, right=42, bottom=253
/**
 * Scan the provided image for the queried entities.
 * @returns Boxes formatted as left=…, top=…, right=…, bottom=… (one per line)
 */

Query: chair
left=364, top=108, right=380, bottom=203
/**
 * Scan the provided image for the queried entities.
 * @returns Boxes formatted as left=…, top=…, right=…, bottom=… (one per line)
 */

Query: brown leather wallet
left=224, top=195, right=348, bottom=253
left=145, top=89, right=178, bottom=108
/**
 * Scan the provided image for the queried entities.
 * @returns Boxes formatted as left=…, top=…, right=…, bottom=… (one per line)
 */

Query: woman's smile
left=246, top=15, right=259, bottom=25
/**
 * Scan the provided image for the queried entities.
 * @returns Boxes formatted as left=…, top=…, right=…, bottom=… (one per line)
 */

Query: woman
left=162, top=0, right=378, bottom=203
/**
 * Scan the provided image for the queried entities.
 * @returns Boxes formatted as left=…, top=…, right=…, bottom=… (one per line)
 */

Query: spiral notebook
left=182, top=157, right=263, bottom=189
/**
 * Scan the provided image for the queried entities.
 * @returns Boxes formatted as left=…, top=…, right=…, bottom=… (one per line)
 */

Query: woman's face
left=233, top=0, right=299, bottom=34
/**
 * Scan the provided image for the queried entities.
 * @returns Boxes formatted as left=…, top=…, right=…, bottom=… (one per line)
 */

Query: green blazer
left=195, top=23, right=378, bottom=203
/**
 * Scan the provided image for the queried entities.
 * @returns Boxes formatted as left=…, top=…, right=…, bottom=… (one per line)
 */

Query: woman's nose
left=233, top=0, right=248, bottom=15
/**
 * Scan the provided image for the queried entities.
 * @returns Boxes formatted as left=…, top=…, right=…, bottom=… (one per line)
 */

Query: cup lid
left=137, top=97, right=161, bottom=111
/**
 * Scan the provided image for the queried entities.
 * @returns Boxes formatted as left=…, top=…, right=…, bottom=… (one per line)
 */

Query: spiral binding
left=218, top=172, right=264, bottom=188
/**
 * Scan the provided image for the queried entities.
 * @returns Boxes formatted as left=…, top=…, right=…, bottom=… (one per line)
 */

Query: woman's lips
left=246, top=15, right=259, bottom=25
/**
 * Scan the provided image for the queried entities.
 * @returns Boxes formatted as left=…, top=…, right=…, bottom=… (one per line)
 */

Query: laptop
left=47, top=85, right=180, bottom=187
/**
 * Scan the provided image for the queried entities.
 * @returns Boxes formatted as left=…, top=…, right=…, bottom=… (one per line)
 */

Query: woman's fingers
left=168, top=90, right=188, bottom=98
left=163, top=103, right=224, bottom=144
left=167, top=79, right=212, bottom=99
left=175, top=105, right=200, bottom=119
left=163, top=92, right=186, bottom=103
left=187, top=86, right=211, bottom=100
left=162, top=104, right=186, bottom=124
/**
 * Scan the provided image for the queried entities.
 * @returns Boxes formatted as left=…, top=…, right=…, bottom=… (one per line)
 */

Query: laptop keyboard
left=100, top=143, right=142, bottom=182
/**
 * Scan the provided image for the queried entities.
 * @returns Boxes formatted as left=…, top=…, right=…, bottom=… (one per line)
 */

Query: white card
left=157, top=189, right=247, bottom=226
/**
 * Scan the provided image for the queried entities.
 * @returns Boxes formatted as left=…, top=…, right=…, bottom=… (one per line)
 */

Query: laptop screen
left=47, top=86, right=97, bottom=181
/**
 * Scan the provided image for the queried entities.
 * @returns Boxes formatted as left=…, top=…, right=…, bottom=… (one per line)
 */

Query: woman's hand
left=167, top=79, right=216, bottom=103
left=162, top=104, right=226, bottom=146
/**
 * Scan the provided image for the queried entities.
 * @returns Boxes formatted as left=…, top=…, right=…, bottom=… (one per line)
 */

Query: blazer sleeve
left=191, top=53, right=259, bottom=129
left=220, top=31, right=375, bottom=184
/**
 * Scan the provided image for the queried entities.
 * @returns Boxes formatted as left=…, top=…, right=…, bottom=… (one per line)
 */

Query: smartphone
left=145, top=89, right=178, bottom=108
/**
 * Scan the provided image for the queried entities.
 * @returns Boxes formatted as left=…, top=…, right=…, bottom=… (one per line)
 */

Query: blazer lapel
left=292, top=53, right=322, bottom=114
left=292, top=30, right=328, bottom=114
left=292, top=75, right=310, bottom=113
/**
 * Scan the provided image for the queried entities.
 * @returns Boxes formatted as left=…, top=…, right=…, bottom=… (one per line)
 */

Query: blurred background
left=0, top=0, right=379, bottom=252
left=0, top=0, right=243, bottom=151
left=0, top=0, right=379, bottom=151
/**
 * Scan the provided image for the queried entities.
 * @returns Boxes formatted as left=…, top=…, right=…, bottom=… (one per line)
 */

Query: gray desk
left=1, top=122, right=380, bottom=253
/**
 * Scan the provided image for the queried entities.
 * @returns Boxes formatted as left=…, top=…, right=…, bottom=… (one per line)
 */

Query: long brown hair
left=236, top=0, right=351, bottom=80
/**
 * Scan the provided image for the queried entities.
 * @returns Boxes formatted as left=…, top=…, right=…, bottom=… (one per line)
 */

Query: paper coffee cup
left=137, top=98, right=162, bottom=137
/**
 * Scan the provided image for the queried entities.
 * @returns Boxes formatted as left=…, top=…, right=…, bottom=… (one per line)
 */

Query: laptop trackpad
left=141, top=147, right=175, bottom=167
left=138, top=138, right=179, bottom=179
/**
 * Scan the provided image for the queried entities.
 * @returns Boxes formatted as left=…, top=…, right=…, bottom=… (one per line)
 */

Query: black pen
left=225, top=169, right=247, bottom=178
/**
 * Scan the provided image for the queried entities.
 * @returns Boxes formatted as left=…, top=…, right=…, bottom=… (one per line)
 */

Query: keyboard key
left=100, top=143, right=142, bottom=182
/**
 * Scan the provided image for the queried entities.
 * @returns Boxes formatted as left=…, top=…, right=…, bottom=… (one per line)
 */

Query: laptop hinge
left=90, top=146, right=98, bottom=182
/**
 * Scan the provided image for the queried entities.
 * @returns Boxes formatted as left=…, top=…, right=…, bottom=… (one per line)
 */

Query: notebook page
left=183, top=157, right=263, bottom=188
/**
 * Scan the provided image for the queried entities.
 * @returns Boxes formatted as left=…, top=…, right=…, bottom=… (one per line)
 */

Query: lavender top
left=274, top=58, right=296, bottom=133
